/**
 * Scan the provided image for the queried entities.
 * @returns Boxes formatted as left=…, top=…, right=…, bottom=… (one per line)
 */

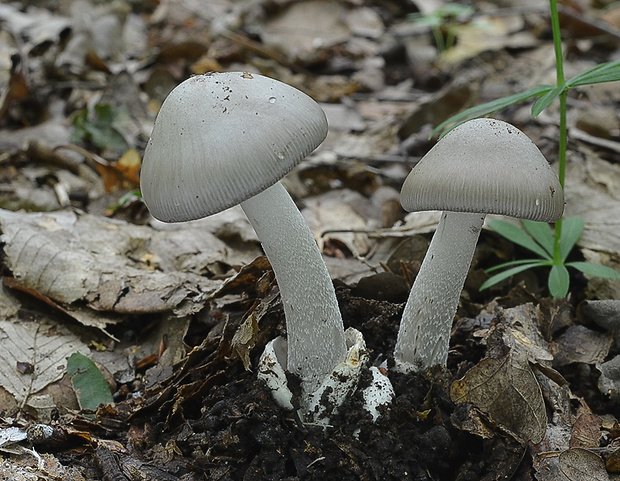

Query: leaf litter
left=1, top=0, right=620, bottom=479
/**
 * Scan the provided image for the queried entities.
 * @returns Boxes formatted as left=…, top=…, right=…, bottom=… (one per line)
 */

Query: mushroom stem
left=394, top=211, right=485, bottom=372
left=241, top=181, right=347, bottom=394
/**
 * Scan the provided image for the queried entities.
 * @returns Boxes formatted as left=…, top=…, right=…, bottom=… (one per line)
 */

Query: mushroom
left=140, top=72, right=348, bottom=398
left=395, top=118, right=564, bottom=372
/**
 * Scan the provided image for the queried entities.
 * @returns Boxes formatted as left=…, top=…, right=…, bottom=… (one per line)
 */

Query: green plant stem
left=549, top=0, right=566, bottom=266
left=432, top=26, right=445, bottom=52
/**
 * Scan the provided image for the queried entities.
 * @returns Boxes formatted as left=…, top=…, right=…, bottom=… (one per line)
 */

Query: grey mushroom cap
left=140, top=71, right=328, bottom=222
left=400, top=118, right=564, bottom=222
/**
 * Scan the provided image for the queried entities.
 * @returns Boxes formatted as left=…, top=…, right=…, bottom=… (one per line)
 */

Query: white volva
left=141, top=72, right=387, bottom=421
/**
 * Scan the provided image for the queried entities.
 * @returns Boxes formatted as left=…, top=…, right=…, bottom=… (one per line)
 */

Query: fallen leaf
left=232, top=312, right=259, bottom=371
left=570, top=413, right=602, bottom=449
left=553, top=325, right=612, bottom=367
left=501, top=303, right=555, bottom=363
left=66, top=352, right=114, bottom=411
left=304, top=189, right=377, bottom=257
left=95, top=148, right=142, bottom=192
left=558, top=448, right=609, bottom=481
left=0, top=209, right=225, bottom=317
left=450, top=352, right=546, bottom=444
left=597, top=355, right=620, bottom=402
left=0, top=320, right=90, bottom=404
left=261, top=0, right=350, bottom=62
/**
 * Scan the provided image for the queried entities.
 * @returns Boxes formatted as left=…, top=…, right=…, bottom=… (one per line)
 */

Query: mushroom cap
left=400, top=118, right=564, bottom=222
left=140, top=72, right=328, bottom=222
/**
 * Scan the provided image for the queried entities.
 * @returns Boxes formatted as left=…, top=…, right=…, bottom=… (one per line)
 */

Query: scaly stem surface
left=394, top=211, right=485, bottom=371
left=241, top=182, right=347, bottom=395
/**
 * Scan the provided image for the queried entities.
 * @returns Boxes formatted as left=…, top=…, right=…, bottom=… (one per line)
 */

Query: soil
left=59, top=284, right=556, bottom=481
left=2, top=1, right=620, bottom=479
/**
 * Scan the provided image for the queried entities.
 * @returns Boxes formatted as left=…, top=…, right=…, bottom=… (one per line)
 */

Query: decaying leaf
left=304, top=189, right=377, bottom=258
left=261, top=0, right=350, bottom=62
left=232, top=313, right=259, bottom=371
left=558, top=448, right=609, bottom=481
left=0, top=209, right=227, bottom=319
left=565, top=155, right=620, bottom=257
left=499, top=303, right=554, bottom=363
left=553, top=325, right=612, bottom=367
left=0, top=320, right=90, bottom=404
left=597, top=355, right=620, bottom=403
left=580, top=299, right=620, bottom=341
left=450, top=352, right=546, bottom=444
left=95, top=148, right=142, bottom=192
left=570, top=413, right=602, bottom=449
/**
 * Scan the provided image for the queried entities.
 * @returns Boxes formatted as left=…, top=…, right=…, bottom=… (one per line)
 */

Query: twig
left=219, top=29, right=315, bottom=77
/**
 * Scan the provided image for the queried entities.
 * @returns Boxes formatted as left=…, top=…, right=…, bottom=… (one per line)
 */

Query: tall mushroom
left=140, top=72, right=348, bottom=399
left=395, top=118, right=564, bottom=372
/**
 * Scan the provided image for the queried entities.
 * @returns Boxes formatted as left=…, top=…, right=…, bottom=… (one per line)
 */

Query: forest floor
left=1, top=0, right=620, bottom=479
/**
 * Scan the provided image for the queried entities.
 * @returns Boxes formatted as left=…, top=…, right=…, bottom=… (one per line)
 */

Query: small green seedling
left=431, top=0, right=620, bottom=297
left=408, top=4, right=475, bottom=53
left=107, top=189, right=142, bottom=213
left=72, top=103, right=128, bottom=152
left=481, top=217, right=620, bottom=298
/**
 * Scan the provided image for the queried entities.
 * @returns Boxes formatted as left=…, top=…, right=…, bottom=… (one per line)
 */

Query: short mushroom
left=395, top=118, right=564, bottom=372
left=140, top=72, right=348, bottom=398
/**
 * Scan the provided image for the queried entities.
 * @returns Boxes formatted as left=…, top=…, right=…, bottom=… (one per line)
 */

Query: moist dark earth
left=50, top=270, right=605, bottom=481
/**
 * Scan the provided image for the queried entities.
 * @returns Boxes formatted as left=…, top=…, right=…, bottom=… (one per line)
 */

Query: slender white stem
left=394, top=211, right=485, bottom=372
left=241, top=182, right=347, bottom=394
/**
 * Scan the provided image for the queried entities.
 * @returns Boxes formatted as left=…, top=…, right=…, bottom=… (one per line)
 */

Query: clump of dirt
left=157, top=361, right=527, bottom=480
left=132, top=289, right=526, bottom=481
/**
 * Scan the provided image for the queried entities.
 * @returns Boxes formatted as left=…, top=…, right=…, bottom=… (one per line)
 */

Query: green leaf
left=521, top=220, right=554, bottom=257
left=480, top=261, right=549, bottom=290
left=487, top=219, right=552, bottom=260
left=531, top=85, right=565, bottom=117
left=567, top=262, right=620, bottom=279
left=559, top=216, right=585, bottom=261
left=431, top=85, right=554, bottom=138
left=548, top=264, right=570, bottom=298
left=408, top=13, right=442, bottom=28
left=71, top=104, right=128, bottom=152
left=566, top=59, right=620, bottom=87
left=486, top=258, right=550, bottom=274
left=66, top=352, right=113, bottom=412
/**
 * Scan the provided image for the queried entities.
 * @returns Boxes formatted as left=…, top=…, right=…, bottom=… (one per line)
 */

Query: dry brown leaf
left=232, top=313, right=259, bottom=371
left=0, top=320, right=90, bottom=405
left=570, top=413, right=602, bottom=449
left=553, top=325, right=612, bottom=367
left=95, top=149, right=141, bottom=192
left=261, top=0, right=350, bottom=62
left=501, top=303, right=555, bottom=363
left=0, top=209, right=226, bottom=318
left=450, top=353, right=546, bottom=444
left=558, top=448, right=609, bottom=481
left=597, top=355, right=620, bottom=403
left=303, top=189, right=378, bottom=258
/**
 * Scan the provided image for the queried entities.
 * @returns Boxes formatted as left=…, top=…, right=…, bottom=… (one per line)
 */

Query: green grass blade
left=548, top=264, right=570, bottom=298
left=566, top=59, right=620, bottom=87
left=487, top=219, right=552, bottom=260
left=559, top=216, right=585, bottom=261
left=531, top=85, right=565, bottom=117
left=480, top=260, right=549, bottom=290
left=486, top=258, right=550, bottom=273
left=521, top=220, right=555, bottom=257
left=431, top=85, right=554, bottom=138
left=567, top=262, right=620, bottom=279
